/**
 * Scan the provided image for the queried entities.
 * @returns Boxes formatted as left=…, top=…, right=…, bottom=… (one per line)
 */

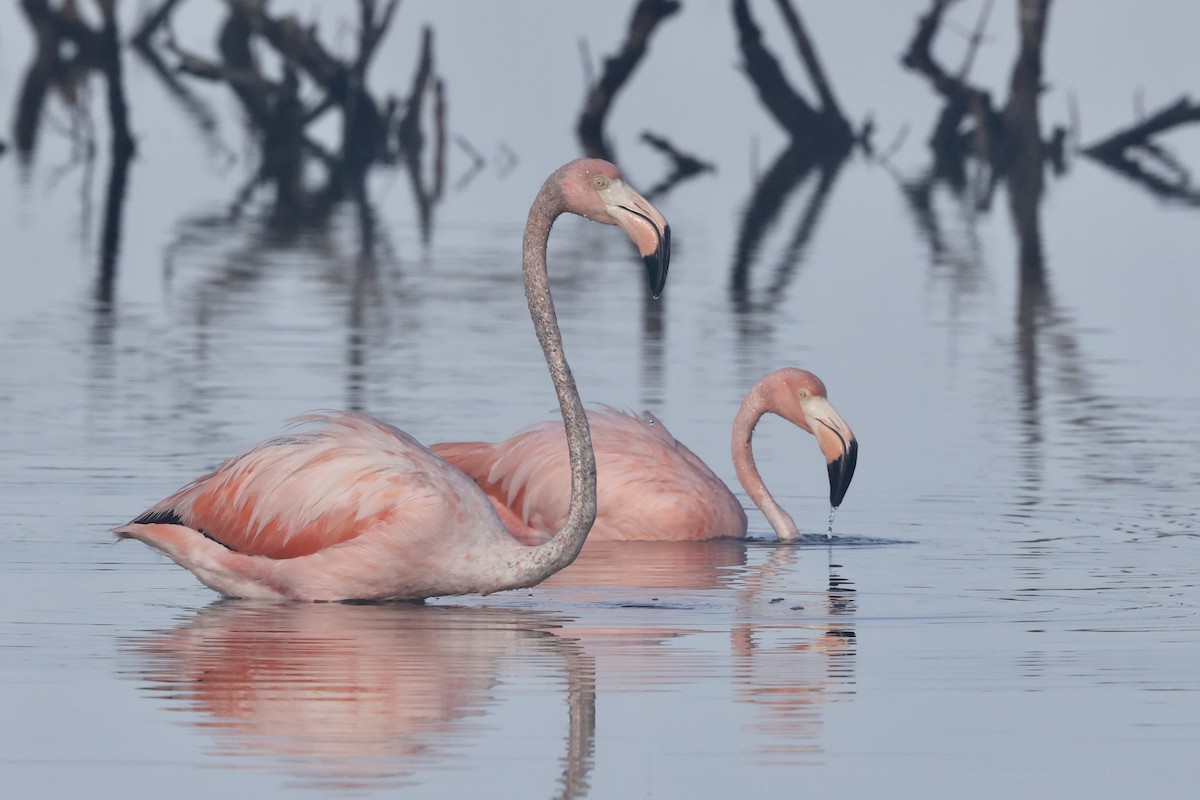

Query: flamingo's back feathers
left=436, top=408, right=746, bottom=542
left=133, top=414, right=474, bottom=559
left=115, top=157, right=675, bottom=601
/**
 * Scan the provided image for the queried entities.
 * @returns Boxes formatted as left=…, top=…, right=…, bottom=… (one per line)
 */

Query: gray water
left=3, top=3, right=1199, bottom=798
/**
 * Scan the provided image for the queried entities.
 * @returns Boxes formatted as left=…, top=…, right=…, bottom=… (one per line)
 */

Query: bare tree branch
left=132, top=0, right=186, bottom=49
left=1083, top=96, right=1200, bottom=160
left=771, top=0, right=844, bottom=121
left=1082, top=96, right=1200, bottom=205
left=577, top=0, right=680, bottom=160
left=639, top=131, right=714, bottom=198
left=732, top=0, right=852, bottom=154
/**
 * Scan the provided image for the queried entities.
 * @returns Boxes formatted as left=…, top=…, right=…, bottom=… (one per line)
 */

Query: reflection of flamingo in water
left=115, top=159, right=670, bottom=601
left=730, top=545, right=857, bottom=763
left=532, top=540, right=858, bottom=762
left=124, top=603, right=596, bottom=797
left=434, top=368, right=857, bottom=543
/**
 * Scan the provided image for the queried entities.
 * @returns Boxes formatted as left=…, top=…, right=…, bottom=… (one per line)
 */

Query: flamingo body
left=117, top=158, right=671, bottom=601
left=434, top=408, right=747, bottom=543
left=436, top=369, right=857, bottom=543
left=118, top=414, right=525, bottom=601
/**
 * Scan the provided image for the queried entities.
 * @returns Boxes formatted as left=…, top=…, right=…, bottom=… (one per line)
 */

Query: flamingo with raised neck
left=116, top=158, right=670, bottom=601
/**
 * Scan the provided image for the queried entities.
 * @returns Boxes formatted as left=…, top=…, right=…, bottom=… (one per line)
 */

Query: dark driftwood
left=132, top=0, right=184, bottom=48
left=1084, top=97, right=1200, bottom=160
left=902, top=0, right=1055, bottom=175
left=397, top=26, right=435, bottom=160
left=898, top=0, right=1056, bottom=305
left=131, top=3, right=222, bottom=151
left=638, top=131, right=714, bottom=199
left=397, top=26, right=444, bottom=242
left=161, top=0, right=399, bottom=167
left=771, top=0, right=844, bottom=122
left=577, top=0, right=680, bottom=161
left=728, top=0, right=855, bottom=318
left=732, top=0, right=854, bottom=156
left=15, top=0, right=108, bottom=156
left=902, top=0, right=1001, bottom=159
left=1082, top=97, right=1200, bottom=205
left=15, top=0, right=135, bottom=303
left=140, top=0, right=442, bottom=226
left=95, top=0, right=135, bottom=306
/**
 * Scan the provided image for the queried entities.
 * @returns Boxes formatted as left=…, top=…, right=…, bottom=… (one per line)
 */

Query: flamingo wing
left=126, top=413, right=452, bottom=559
left=434, top=408, right=746, bottom=542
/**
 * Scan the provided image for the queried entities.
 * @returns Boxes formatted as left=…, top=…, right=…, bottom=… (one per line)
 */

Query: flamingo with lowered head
left=433, top=368, right=857, bottom=543
left=116, top=158, right=670, bottom=601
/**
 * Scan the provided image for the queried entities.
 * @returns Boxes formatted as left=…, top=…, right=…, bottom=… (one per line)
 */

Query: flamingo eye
left=796, top=388, right=810, bottom=402
left=592, top=175, right=610, bottom=190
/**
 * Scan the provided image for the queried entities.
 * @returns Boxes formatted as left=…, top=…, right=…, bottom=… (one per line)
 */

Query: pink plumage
left=435, top=369, right=858, bottom=543
left=434, top=408, right=747, bottom=543
left=116, top=159, right=671, bottom=601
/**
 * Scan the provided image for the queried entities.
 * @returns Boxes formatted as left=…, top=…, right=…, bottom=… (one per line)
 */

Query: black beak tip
left=645, top=223, right=670, bottom=299
left=827, top=437, right=858, bottom=508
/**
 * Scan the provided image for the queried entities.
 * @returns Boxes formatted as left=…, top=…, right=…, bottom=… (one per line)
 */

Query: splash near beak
left=809, top=398, right=857, bottom=508
left=606, top=182, right=671, bottom=298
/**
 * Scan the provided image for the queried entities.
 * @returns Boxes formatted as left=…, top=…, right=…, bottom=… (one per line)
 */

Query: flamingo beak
left=605, top=182, right=671, bottom=298
left=808, top=398, right=858, bottom=508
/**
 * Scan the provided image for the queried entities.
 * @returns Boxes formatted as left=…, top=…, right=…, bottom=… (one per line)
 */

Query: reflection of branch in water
left=728, top=0, right=859, bottom=326
left=898, top=83, right=1142, bottom=512
left=452, top=134, right=486, bottom=192
left=397, top=26, right=445, bottom=243
left=94, top=0, right=136, bottom=308
left=156, top=169, right=401, bottom=420
left=730, top=144, right=846, bottom=317
left=497, top=142, right=519, bottom=177
left=122, top=603, right=596, bottom=796
left=41, top=83, right=97, bottom=231
left=131, top=26, right=229, bottom=161
left=346, top=194, right=383, bottom=413
left=161, top=182, right=396, bottom=300
left=14, top=0, right=97, bottom=163
left=14, top=1, right=136, bottom=308
left=892, top=162, right=989, bottom=323
left=895, top=1, right=1147, bottom=509
left=140, top=0, right=439, bottom=233
left=94, top=129, right=132, bottom=308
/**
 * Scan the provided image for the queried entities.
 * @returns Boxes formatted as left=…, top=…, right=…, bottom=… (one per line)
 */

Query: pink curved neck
left=507, top=174, right=598, bottom=585
left=731, top=385, right=799, bottom=541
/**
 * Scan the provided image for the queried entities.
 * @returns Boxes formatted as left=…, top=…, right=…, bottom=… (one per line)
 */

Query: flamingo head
left=767, top=368, right=858, bottom=508
left=559, top=159, right=671, bottom=298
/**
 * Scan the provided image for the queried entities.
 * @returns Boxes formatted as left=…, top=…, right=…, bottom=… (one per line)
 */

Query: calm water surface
left=2, top=3, right=1199, bottom=798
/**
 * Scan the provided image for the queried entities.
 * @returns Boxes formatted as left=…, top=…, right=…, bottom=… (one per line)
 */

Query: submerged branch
left=577, top=0, right=680, bottom=160
left=770, top=0, right=844, bottom=121
left=1083, top=96, right=1200, bottom=161
left=1080, top=93, right=1200, bottom=204
left=732, top=0, right=853, bottom=155
left=639, top=131, right=714, bottom=198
